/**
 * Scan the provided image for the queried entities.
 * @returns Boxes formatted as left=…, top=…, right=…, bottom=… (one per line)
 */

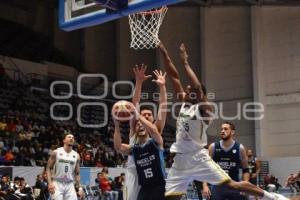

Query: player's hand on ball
left=48, top=183, right=55, bottom=194
left=152, top=70, right=166, bottom=86
left=133, top=64, right=152, bottom=82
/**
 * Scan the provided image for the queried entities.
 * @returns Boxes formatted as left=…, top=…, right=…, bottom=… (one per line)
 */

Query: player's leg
left=165, top=168, right=190, bottom=200
left=125, top=170, right=140, bottom=200
left=225, top=180, right=289, bottom=200
left=165, top=153, right=194, bottom=200
left=50, top=181, right=64, bottom=200
left=63, top=182, right=77, bottom=200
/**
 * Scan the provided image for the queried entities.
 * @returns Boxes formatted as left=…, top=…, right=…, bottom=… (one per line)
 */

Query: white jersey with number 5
left=170, top=103, right=208, bottom=154
left=54, top=147, right=78, bottom=182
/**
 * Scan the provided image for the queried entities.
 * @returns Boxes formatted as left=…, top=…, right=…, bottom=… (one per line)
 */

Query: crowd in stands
left=0, top=174, right=35, bottom=200
left=0, top=65, right=176, bottom=169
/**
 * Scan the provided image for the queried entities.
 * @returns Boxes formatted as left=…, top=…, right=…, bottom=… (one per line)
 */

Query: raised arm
left=46, top=151, right=56, bottom=194
left=179, top=43, right=213, bottom=120
left=202, top=143, right=214, bottom=200
left=159, top=42, right=186, bottom=101
left=138, top=114, right=163, bottom=149
left=131, top=64, right=151, bottom=138
left=132, top=64, right=152, bottom=107
left=113, top=118, right=132, bottom=155
left=240, top=145, right=250, bottom=182
left=152, top=70, right=167, bottom=134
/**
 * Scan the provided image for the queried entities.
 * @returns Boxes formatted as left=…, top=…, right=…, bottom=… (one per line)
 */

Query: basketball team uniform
left=248, top=157, right=258, bottom=185
left=132, top=139, right=166, bottom=200
left=124, top=136, right=140, bottom=200
left=165, top=103, right=230, bottom=196
left=210, top=140, right=246, bottom=200
left=51, top=147, right=78, bottom=200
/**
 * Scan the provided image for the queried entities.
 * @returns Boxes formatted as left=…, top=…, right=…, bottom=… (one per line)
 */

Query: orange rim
left=138, top=7, right=167, bottom=16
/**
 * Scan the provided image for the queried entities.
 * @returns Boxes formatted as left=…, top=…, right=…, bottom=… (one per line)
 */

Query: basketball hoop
left=128, top=7, right=168, bottom=50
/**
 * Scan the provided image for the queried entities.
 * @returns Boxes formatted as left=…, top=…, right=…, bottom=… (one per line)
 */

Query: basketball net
left=128, top=7, right=168, bottom=50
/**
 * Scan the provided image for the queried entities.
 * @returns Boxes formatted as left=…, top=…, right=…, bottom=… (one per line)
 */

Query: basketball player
left=291, top=172, right=300, bottom=183
left=247, top=149, right=261, bottom=186
left=202, top=122, right=250, bottom=200
left=113, top=104, right=166, bottom=200
left=158, top=42, right=289, bottom=200
left=124, top=66, right=167, bottom=200
left=46, top=133, right=81, bottom=200
left=286, top=173, right=300, bottom=193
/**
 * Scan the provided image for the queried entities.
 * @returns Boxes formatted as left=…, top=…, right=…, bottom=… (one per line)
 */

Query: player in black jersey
left=113, top=70, right=166, bottom=200
left=203, top=122, right=250, bottom=200
left=247, top=149, right=261, bottom=186
left=113, top=107, right=165, bottom=200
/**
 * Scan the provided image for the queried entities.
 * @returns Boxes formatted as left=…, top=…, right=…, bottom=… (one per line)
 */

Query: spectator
left=3, top=149, right=14, bottom=165
left=114, top=173, right=125, bottom=200
left=6, top=120, right=16, bottom=133
left=99, top=170, right=118, bottom=200
left=286, top=174, right=300, bottom=193
left=34, top=173, right=49, bottom=200
left=247, top=149, right=261, bottom=186
left=0, top=119, right=7, bottom=132
left=0, top=175, right=10, bottom=199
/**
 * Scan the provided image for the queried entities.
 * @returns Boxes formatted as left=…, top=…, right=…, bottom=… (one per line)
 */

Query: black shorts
left=211, top=185, right=247, bottom=200
left=137, top=183, right=165, bottom=200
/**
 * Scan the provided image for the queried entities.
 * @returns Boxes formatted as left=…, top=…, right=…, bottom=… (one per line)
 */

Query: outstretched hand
left=152, top=70, right=166, bottom=86
left=133, top=64, right=152, bottom=82
left=179, top=43, right=188, bottom=62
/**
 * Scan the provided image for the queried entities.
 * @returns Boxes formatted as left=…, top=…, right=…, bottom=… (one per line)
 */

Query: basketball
left=112, top=100, right=135, bottom=122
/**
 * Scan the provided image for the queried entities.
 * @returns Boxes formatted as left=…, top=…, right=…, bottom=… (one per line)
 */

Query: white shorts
left=165, top=148, right=231, bottom=196
left=124, top=168, right=140, bottom=200
left=51, top=181, right=77, bottom=200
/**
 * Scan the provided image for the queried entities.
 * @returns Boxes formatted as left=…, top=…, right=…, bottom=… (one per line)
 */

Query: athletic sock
left=260, top=191, right=275, bottom=200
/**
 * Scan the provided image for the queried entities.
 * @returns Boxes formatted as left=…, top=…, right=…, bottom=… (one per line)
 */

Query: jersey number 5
left=144, top=168, right=153, bottom=179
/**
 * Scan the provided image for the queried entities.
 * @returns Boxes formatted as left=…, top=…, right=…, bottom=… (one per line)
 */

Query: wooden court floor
left=289, top=195, right=300, bottom=200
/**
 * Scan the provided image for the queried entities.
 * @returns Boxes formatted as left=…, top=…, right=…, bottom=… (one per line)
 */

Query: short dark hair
left=63, top=133, right=73, bottom=140
left=222, top=121, right=235, bottom=130
left=140, top=105, right=154, bottom=114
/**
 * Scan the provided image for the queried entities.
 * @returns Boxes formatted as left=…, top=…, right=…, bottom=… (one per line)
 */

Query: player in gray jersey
left=46, top=133, right=81, bottom=200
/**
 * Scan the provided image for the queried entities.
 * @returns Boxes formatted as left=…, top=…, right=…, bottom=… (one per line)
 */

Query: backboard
left=59, top=0, right=185, bottom=31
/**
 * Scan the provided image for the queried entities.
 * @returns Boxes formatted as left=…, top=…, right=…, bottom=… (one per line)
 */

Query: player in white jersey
left=46, top=133, right=81, bottom=200
left=123, top=66, right=167, bottom=200
left=159, top=42, right=289, bottom=200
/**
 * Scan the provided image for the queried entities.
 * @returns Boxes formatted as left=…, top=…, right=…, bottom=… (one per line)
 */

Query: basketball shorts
left=51, top=181, right=77, bottom=200
left=124, top=168, right=140, bottom=200
left=165, top=148, right=231, bottom=196
left=138, top=182, right=165, bottom=200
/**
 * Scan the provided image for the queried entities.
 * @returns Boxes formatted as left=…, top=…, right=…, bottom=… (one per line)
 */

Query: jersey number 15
left=144, top=168, right=153, bottom=179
